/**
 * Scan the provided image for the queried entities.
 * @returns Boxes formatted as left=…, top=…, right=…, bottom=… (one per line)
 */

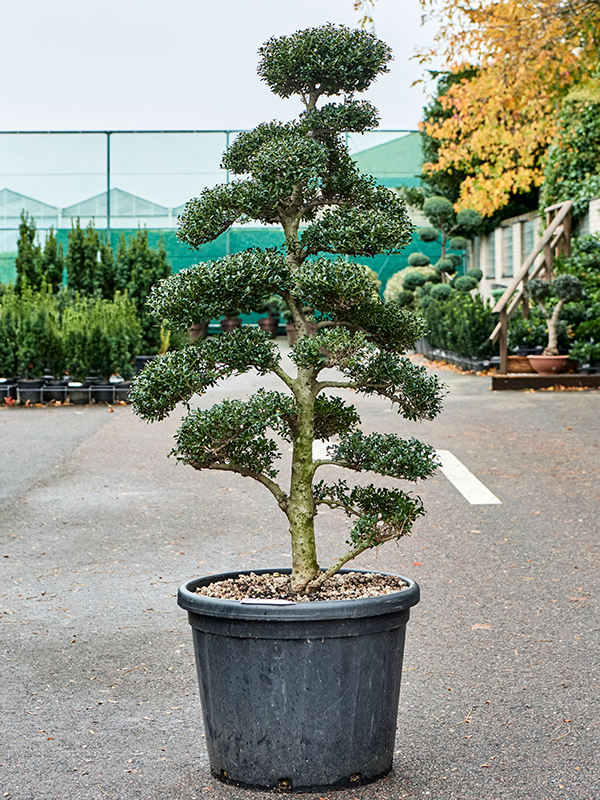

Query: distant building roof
left=352, top=132, right=422, bottom=188
left=0, top=188, right=59, bottom=223
left=62, top=188, right=170, bottom=218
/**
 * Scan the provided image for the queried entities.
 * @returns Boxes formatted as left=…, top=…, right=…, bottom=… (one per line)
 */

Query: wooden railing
left=489, top=201, right=572, bottom=373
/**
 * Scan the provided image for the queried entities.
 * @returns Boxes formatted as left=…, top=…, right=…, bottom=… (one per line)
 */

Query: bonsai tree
left=131, top=24, right=444, bottom=594
left=526, top=275, right=583, bottom=355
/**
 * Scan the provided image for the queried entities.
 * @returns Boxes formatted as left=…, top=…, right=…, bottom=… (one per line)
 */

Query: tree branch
left=307, top=524, right=406, bottom=590
left=196, top=462, right=289, bottom=511
left=313, top=496, right=361, bottom=516
left=272, top=362, right=295, bottom=391
left=316, top=380, right=359, bottom=391
left=311, top=459, right=350, bottom=477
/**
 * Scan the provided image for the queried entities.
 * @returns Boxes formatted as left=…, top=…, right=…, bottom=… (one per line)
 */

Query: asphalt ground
left=1, top=346, right=599, bottom=800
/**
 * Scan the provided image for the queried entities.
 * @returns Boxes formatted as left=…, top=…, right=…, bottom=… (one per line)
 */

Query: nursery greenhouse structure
left=0, top=129, right=438, bottom=287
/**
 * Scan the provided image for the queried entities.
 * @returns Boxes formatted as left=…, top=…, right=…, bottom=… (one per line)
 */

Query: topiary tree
left=526, top=275, right=583, bottom=355
left=453, top=275, right=478, bottom=293
left=430, top=283, right=452, bottom=301
left=131, top=24, right=444, bottom=594
left=434, top=256, right=457, bottom=276
left=402, top=270, right=428, bottom=291
left=552, top=234, right=600, bottom=364
left=466, top=268, right=483, bottom=282
left=407, top=252, right=431, bottom=267
left=414, top=198, right=482, bottom=281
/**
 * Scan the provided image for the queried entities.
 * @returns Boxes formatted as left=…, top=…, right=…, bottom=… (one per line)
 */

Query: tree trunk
left=287, top=370, right=319, bottom=592
left=543, top=299, right=563, bottom=356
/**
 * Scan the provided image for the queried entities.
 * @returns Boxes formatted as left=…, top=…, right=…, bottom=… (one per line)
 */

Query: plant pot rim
left=178, top=567, right=419, bottom=622
left=527, top=354, right=568, bottom=361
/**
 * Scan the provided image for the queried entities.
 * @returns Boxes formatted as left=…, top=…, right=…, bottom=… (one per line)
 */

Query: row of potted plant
left=0, top=373, right=133, bottom=405
left=0, top=283, right=141, bottom=391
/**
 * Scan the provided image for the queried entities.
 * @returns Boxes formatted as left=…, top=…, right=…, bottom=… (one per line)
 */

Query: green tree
left=131, top=24, right=444, bottom=594
left=15, top=212, right=42, bottom=292
left=540, top=77, right=600, bottom=218
left=115, top=228, right=171, bottom=353
left=14, top=283, right=62, bottom=378
left=41, top=227, right=65, bottom=292
left=66, top=219, right=114, bottom=297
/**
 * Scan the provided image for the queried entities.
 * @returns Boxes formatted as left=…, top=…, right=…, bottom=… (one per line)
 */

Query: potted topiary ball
left=526, top=275, right=582, bottom=373
left=131, top=24, right=444, bottom=792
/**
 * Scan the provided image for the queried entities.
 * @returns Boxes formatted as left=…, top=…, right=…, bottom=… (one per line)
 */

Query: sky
left=0, top=0, right=439, bottom=132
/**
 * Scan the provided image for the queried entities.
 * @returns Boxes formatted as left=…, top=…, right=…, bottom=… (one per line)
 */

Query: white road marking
left=435, top=450, right=502, bottom=505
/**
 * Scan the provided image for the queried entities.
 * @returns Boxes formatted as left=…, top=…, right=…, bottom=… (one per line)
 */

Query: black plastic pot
left=135, top=356, right=156, bottom=373
left=17, top=379, right=44, bottom=404
left=0, top=378, right=17, bottom=402
left=177, top=568, right=419, bottom=792
left=92, top=384, right=116, bottom=403
left=114, top=381, right=131, bottom=403
left=42, top=380, right=68, bottom=402
left=67, top=382, right=90, bottom=404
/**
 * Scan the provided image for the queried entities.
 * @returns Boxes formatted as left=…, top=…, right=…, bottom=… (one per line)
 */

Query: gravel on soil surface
left=194, top=570, right=408, bottom=601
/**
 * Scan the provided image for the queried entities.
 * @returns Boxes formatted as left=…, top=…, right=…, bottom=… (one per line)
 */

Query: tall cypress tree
left=66, top=219, right=115, bottom=297
left=15, top=212, right=42, bottom=292
left=41, top=227, right=65, bottom=292
left=115, top=228, right=171, bottom=352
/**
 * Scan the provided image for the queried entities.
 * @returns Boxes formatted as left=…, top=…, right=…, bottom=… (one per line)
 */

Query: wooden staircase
left=489, top=200, right=572, bottom=374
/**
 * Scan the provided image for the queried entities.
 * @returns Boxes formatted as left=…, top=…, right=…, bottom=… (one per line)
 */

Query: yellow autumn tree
left=418, top=0, right=600, bottom=216
left=354, top=0, right=376, bottom=31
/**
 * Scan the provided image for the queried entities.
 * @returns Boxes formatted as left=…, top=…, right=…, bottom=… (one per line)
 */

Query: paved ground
left=1, top=346, right=599, bottom=800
